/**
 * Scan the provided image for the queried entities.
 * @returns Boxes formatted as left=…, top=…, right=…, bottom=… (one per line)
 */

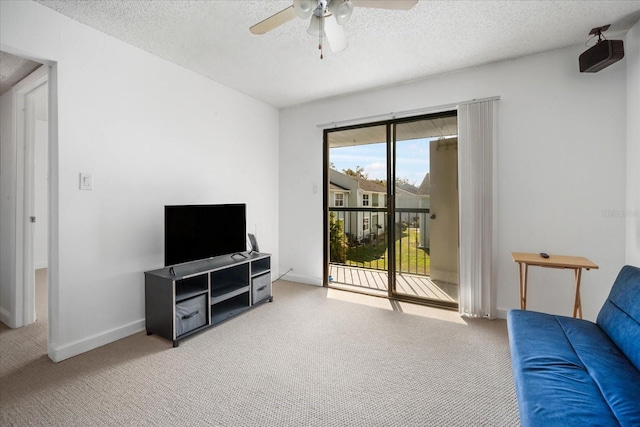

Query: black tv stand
left=144, top=252, right=272, bottom=347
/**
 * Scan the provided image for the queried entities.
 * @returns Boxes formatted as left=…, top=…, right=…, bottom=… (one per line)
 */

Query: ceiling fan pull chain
left=319, top=14, right=324, bottom=59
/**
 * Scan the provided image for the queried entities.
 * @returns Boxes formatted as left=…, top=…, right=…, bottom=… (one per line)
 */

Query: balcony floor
left=329, top=264, right=458, bottom=304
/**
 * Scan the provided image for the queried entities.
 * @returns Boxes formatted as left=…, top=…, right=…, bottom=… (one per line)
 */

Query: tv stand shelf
left=211, top=284, right=250, bottom=304
left=145, top=252, right=271, bottom=347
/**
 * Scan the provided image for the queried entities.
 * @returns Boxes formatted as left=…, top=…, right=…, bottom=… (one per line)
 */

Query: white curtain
left=458, top=99, right=498, bottom=318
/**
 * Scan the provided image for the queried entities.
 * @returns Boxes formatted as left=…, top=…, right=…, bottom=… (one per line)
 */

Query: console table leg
left=573, top=268, right=583, bottom=319
left=518, top=262, right=528, bottom=310
left=173, top=340, right=179, bottom=348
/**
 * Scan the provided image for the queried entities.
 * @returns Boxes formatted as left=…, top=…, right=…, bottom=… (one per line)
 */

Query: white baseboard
left=279, top=273, right=323, bottom=287
left=48, top=318, right=145, bottom=363
left=0, top=306, right=14, bottom=328
left=429, top=268, right=459, bottom=285
left=496, top=308, right=509, bottom=319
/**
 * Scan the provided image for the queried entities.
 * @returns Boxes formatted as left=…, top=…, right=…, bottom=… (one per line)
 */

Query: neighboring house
left=396, top=176, right=430, bottom=210
left=394, top=175, right=433, bottom=250
left=415, top=173, right=431, bottom=250
left=329, top=169, right=387, bottom=242
left=329, top=168, right=431, bottom=245
left=329, top=182, right=350, bottom=208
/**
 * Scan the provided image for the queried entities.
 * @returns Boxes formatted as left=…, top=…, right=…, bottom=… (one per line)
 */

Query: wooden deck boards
left=329, top=264, right=458, bottom=303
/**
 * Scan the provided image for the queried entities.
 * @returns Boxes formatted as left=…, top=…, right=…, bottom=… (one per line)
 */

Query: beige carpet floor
left=1, top=275, right=519, bottom=426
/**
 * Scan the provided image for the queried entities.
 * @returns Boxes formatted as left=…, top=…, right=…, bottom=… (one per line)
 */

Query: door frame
left=323, top=111, right=458, bottom=310
left=2, top=47, right=59, bottom=361
left=13, top=65, right=48, bottom=327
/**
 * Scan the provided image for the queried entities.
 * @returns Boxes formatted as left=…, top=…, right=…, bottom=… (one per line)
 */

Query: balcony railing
left=329, top=207, right=431, bottom=276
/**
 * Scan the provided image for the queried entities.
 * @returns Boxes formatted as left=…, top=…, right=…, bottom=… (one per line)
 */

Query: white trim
left=281, top=273, right=323, bottom=287
left=317, top=96, right=500, bottom=129
left=496, top=308, right=509, bottom=320
left=2, top=46, right=59, bottom=362
left=12, top=65, right=48, bottom=328
left=47, top=63, right=59, bottom=355
left=0, top=307, right=12, bottom=328
left=48, top=319, right=145, bottom=363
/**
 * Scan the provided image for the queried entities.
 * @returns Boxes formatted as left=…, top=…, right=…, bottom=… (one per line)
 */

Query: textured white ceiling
left=0, top=51, right=41, bottom=96
left=36, top=0, right=640, bottom=108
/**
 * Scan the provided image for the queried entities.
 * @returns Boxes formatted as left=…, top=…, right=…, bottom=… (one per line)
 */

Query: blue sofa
left=507, top=265, right=640, bottom=426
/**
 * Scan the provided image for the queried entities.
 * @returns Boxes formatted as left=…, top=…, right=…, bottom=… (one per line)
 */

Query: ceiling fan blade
left=324, top=17, right=348, bottom=53
left=250, top=6, right=297, bottom=35
left=351, top=0, right=418, bottom=10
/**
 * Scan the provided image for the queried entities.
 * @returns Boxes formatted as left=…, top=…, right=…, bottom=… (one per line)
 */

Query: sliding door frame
left=323, top=117, right=390, bottom=289
left=323, top=111, right=458, bottom=310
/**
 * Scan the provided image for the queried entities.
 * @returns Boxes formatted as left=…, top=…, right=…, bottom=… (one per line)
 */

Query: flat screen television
left=164, top=204, right=246, bottom=266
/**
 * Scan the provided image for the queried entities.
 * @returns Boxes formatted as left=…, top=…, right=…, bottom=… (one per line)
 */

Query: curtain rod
left=316, top=96, right=500, bottom=129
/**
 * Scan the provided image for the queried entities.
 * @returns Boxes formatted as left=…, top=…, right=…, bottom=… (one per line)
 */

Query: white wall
left=627, top=20, right=640, bottom=265
left=280, top=42, right=629, bottom=320
left=0, top=1, right=279, bottom=361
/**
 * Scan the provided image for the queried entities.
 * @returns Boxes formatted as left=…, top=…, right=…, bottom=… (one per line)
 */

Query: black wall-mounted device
left=579, top=39, right=624, bottom=72
left=579, top=25, right=624, bottom=73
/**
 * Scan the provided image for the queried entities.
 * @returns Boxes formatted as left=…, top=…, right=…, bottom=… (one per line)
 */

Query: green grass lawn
left=344, top=228, right=431, bottom=275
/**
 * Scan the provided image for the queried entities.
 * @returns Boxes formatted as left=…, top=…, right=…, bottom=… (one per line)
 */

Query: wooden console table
left=511, top=252, right=598, bottom=319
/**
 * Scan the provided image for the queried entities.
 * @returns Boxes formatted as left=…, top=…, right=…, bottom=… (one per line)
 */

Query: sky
left=330, top=138, right=434, bottom=186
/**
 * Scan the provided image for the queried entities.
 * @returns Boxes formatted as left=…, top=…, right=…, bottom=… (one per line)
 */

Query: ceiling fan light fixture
left=306, top=14, right=324, bottom=37
left=250, top=0, right=418, bottom=59
left=329, top=0, right=353, bottom=25
left=294, top=0, right=317, bottom=19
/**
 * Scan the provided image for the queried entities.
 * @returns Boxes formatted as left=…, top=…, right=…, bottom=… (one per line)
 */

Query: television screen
left=164, top=204, right=246, bottom=266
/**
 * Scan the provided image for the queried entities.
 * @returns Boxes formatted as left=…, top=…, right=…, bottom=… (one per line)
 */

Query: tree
left=343, top=166, right=367, bottom=179
left=396, top=177, right=410, bottom=186
left=329, top=212, right=348, bottom=263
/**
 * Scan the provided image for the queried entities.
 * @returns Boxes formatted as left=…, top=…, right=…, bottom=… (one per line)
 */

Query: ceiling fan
left=250, top=0, right=418, bottom=58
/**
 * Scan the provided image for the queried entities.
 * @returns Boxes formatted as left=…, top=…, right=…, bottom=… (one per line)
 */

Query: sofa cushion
left=508, top=309, right=640, bottom=426
left=596, top=265, right=640, bottom=371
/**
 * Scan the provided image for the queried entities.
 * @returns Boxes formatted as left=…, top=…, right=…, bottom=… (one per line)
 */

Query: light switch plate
left=79, top=173, right=93, bottom=190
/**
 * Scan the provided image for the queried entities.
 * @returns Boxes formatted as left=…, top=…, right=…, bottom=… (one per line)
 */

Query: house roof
left=356, top=177, right=386, bottom=194
left=417, top=173, right=430, bottom=196
left=329, top=182, right=350, bottom=192
left=397, top=182, right=420, bottom=195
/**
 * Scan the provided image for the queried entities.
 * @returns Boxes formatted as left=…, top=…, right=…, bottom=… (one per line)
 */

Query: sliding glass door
left=326, top=124, right=390, bottom=294
left=390, top=115, right=459, bottom=306
left=324, top=112, right=459, bottom=308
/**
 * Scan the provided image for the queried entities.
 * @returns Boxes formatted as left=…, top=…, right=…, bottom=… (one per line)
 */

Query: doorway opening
left=21, top=76, right=49, bottom=327
left=0, top=55, right=50, bottom=342
left=324, top=111, right=458, bottom=309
